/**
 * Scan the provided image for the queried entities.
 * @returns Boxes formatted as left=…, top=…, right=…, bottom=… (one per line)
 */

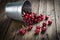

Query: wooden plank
left=54, top=0, right=60, bottom=40
left=46, top=0, right=57, bottom=40
left=4, top=21, right=20, bottom=40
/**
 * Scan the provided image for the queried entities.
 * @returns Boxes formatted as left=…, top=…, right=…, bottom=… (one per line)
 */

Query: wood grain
left=54, top=0, right=60, bottom=40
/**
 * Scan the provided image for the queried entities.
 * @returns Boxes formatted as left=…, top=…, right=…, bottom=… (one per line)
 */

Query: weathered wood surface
left=0, top=0, right=60, bottom=40
left=54, top=0, right=60, bottom=40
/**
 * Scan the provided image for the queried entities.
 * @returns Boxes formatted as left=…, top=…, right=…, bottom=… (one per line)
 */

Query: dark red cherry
left=33, top=18, right=37, bottom=23
left=24, top=15, right=28, bottom=19
left=28, top=25, right=33, bottom=30
left=37, top=18, right=42, bottom=22
left=36, top=25, right=40, bottom=29
left=35, top=29, right=40, bottom=34
left=45, top=15, right=49, bottom=20
left=21, top=30, right=26, bottom=35
left=29, top=14, right=33, bottom=18
left=41, top=17, right=43, bottom=21
left=19, top=28, right=26, bottom=35
left=42, top=27, right=46, bottom=32
left=42, top=22, right=46, bottom=26
left=48, top=20, right=52, bottom=25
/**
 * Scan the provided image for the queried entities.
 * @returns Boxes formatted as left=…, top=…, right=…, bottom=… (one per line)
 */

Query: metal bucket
left=5, top=0, right=32, bottom=21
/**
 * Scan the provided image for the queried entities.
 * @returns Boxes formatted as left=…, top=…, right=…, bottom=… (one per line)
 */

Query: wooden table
left=0, top=0, right=60, bottom=40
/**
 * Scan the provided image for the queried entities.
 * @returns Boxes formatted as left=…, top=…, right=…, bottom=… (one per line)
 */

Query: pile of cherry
left=18, top=12, right=52, bottom=35
left=22, top=12, right=44, bottom=25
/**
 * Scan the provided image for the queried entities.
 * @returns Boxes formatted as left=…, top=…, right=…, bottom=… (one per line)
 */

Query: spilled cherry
left=42, top=22, right=46, bottom=26
left=41, top=27, right=46, bottom=34
left=35, top=29, right=40, bottom=34
left=22, top=12, right=44, bottom=25
left=45, top=15, right=49, bottom=20
left=36, top=25, right=40, bottom=29
left=28, top=25, right=33, bottom=30
left=19, top=28, right=26, bottom=35
left=48, top=20, right=52, bottom=25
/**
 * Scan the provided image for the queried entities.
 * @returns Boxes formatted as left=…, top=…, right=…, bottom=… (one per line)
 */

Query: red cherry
left=29, top=21, right=33, bottom=25
left=42, top=25, right=46, bottom=28
left=24, top=15, right=28, bottom=19
left=21, top=30, right=26, bottom=35
left=45, top=15, right=49, bottom=20
left=38, top=15, right=42, bottom=18
left=26, top=13, right=29, bottom=16
left=31, top=18, right=34, bottom=21
left=42, top=27, right=46, bottom=32
left=29, top=25, right=33, bottom=28
left=41, top=17, right=44, bottom=21
left=32, top=16, right=35, bottom=19
left=37, top=18, right=42, bottom=22
left=19, top=28, right=26, bottom=35
left=26, top=20, right=29, bottom=23
left=42, top=22, right=46, bottom=26
left=29, top=14, right=33, bottom=18
left=35, top=29, right=40, bottom=34
left=48, top=20, right=52, bottom=25
left=36, top=25, right=40, bottom=29
left=28, top=25, right=33, bottom=30
left=33, top=18, right=37, bottom=23
left=37, top=15, right=43, bottom=22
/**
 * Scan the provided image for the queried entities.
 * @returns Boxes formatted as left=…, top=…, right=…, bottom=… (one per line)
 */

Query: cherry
left=32, top=16, right=35, bottom=19
left=38, top=15, right=42, bottom=18
left=42, top=27, right=46, bottom=32
left=29, top=14, right=33, bottom=18
left=26, top=13, right=29, bottom=16
left=41, top=17, right=44, bottom=21
left=42, top=22, right=46, bottom=26
left=28, top=25, right=33, bottom=30
left=33, top=18, right=37, bottom=23
left=37, top=17, right=42, bottom=22
left=35, top=29, right=40, bottom=34
left=21, top=29, right=26, bottom=35
left=36, top=25, right=40, bottom=29
left=45, top=15, right=49, bottom=20
left=24, top=15, right=28, bottom=19
left=31, top=17, right=34, bottom=21
left=25, top=20, right=28, bottom=23
left=19, top=28, right=26, bottom=35
left=29, top=25, right=33, bottom=27
left=18, top=27, right=26, bottom=35
left=37, top=15, right=43, bottom=22
left=28, top=21, right=33, bottom=25
left=48, top=20, right=52, bottom=25
left=41, top=26, right=46, bottom=34
left=42, top=25, right=46, bottom=28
